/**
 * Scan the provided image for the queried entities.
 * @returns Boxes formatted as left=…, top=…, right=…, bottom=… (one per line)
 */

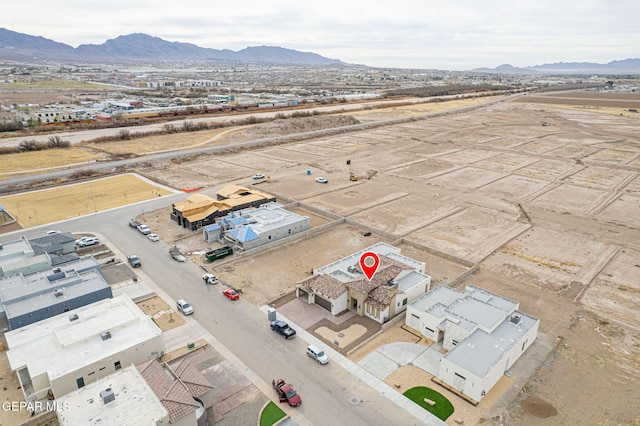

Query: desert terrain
left=1, top=91, right=639, bottom=425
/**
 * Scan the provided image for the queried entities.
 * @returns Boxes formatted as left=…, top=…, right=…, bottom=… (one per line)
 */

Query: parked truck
left=205, top=246, right=233, bottom=262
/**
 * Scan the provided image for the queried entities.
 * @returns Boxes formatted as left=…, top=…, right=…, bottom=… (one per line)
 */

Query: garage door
left=315, top=295, right=331, bottom=311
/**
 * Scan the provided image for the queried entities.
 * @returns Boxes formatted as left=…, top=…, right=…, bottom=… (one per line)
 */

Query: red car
left=275, top=379, right=301, bottom=407
left=223, top=288, right=240, bottom=300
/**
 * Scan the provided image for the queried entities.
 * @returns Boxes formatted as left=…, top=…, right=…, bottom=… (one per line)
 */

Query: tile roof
left=138, top=359, right=200, bottom=423
left=297, top=274, right=347, bottom=299
left=346, top=264, right=403, bottom=294
left=170, top=359, right=214, bottom=398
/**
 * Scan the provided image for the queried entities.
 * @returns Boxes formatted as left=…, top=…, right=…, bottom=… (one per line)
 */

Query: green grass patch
left=403, top=386, right=454, bottom=420
left=260, top=401, right=286, bottom=426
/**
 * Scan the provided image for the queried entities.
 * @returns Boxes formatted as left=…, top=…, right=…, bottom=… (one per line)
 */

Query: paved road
left=0, top=194, right=429, bottom=425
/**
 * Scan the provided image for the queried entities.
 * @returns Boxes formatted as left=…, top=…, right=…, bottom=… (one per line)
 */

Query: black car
left=127, top=254, right=141, bottom=268
left=270, top=320, right=296, bottom=339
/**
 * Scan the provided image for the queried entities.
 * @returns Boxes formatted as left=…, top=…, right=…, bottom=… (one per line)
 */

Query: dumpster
left=206, top=245, right=234, bottom=262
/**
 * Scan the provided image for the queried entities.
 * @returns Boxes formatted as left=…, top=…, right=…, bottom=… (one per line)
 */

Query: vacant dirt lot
left=1, top=91, right=639, bottom=425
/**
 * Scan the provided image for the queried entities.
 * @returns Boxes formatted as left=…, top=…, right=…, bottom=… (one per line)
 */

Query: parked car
left=129, top=219, right=141, bottom=228
left=315, top=177, right=328, bottom=184
left=270, top=320, right=296, bottom=339
left=127, top=254, right=141, bottom=268
left=223, top=288, right=240, bottom=300
left=148, top=233, right=160, bottom=242
left=137, top=224, right=151, bottom=235
left=274, top=379, right=301, bottom=407
left=252, top=173, right=265, bottom=179
left=306, top=345, right=329, bottom=364
left=77, top=237, right=100, bottom=247
left=176, top=299, right=193, bottom=315
left=202, top=273, right=218, bottom=285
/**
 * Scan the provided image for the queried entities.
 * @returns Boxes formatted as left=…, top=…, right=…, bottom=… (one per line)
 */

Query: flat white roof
left=0, top=236, right=34, bottom=261
left=6, top=295, right=162, bottom=380
left=57, top=365, right=168, bottom=426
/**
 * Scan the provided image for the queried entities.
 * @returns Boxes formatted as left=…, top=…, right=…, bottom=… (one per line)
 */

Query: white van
left=306, top=345, right=329, bottom=364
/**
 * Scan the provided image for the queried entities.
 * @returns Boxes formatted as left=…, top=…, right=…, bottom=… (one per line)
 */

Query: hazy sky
left=3, top=1, right=638, bottom=70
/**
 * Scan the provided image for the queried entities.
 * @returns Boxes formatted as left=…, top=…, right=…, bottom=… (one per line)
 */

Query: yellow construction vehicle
left=349, top=172, right=358, bottom=181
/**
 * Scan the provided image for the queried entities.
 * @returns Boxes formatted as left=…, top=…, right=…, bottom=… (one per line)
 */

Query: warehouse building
left=6, top=294, right=164, bottom=402
left=405, top=285, right=539, bottom=403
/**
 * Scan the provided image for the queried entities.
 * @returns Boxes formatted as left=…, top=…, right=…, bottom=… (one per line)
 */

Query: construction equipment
left=349, top=172, right=358, bottom=181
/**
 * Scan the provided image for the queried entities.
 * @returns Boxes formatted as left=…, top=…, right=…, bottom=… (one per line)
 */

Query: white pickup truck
left=137, top=224, right=151, bottom=235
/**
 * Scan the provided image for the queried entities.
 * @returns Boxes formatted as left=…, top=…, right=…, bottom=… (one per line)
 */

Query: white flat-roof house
left=406, top=285, right=539, bottom=403
left=204, top=202, right=310, bottom=250
left=57, top=359, right=215, bottom=426
left=57, top=365, right=170, bottom=426
left=6, top=294, right=164, bottom=402
left=296, top=243, right=431, bottom=323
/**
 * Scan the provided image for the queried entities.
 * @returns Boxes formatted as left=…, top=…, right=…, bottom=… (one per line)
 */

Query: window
left=452, top=339, right=459, bottom=346
left=76, top=377, right=85, bottom=388
left=114, top=361, right=121, bottom=370
left=402, top=298, right=408, bottom=306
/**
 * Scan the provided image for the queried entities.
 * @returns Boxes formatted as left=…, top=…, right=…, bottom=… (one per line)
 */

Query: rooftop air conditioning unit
left=54, top=288, right=64, bottom=297
left=53, top=268, right=61, bottom=273
left=100, top=331, right=112, bottom=341
left=100, top=388, right=115, bottom=404
left=69, top=313, right=79, bottom=322
left=510, top=315, right=521, bottom=325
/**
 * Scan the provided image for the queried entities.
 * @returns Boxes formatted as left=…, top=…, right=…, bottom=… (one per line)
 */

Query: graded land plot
left=348, top=192, right=461, bottom=236
left=478, top=174, right=550, bottom=201
left=598, top=194, right=640, bottom=228
left=146, top=157, right=257, bottom=189
left=385, top=156, right=459, bottom=179
left=545, top=143, right=601, bottom=159
left=563, top=165, right=635, bottom=190
left=580, top=248, right=640, bottom=327
left=302, top=180, right=410, bottom=217
left=511, top=139, right=564, bottom=154
left=529, top=183, right=608, bottom=215
left=216, top=151, right=292, bottom=173
left=258, top=147, right=326, bottom=163
left=428, top=166, right=505, bottom=190
left=472, top=152, right=538, bottom=173
left=405, top=207, right=527, bottom=263
left=512, top=158, right=579, bottom=181
left=429, top=148, right=498, bottom=165
left=0, top=174, right=175, bottom=226
left=396, top=242, right=470, bottom=286
left=210, top=223, right=393, bottom=306
left=481, top=226, right=609, bottom=293
left=0, top=147, right=101, bottom=176
left=584, top=147, right=639, bottom=164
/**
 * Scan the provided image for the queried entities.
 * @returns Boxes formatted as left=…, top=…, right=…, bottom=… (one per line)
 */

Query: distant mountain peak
left=0, top=28, right=347, bottom=65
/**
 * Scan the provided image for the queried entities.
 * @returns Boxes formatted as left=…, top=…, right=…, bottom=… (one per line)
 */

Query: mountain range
left=1, top=28, right=639, bottom=73
left=0, top=28, right=345, bottom=65
left=472, top=59, right=640, bottom=75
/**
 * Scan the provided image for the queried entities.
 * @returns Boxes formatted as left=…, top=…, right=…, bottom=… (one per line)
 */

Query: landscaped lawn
left=403, top=386, right=454, bottom=421
left=260, top=401, right=286, bottom=426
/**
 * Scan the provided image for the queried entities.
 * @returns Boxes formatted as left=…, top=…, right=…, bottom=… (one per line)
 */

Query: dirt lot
left=1, top=91, right=640, bottom=425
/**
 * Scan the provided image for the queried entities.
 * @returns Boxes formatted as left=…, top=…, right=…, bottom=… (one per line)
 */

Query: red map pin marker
left=359, top=251, right=380, bottom=281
